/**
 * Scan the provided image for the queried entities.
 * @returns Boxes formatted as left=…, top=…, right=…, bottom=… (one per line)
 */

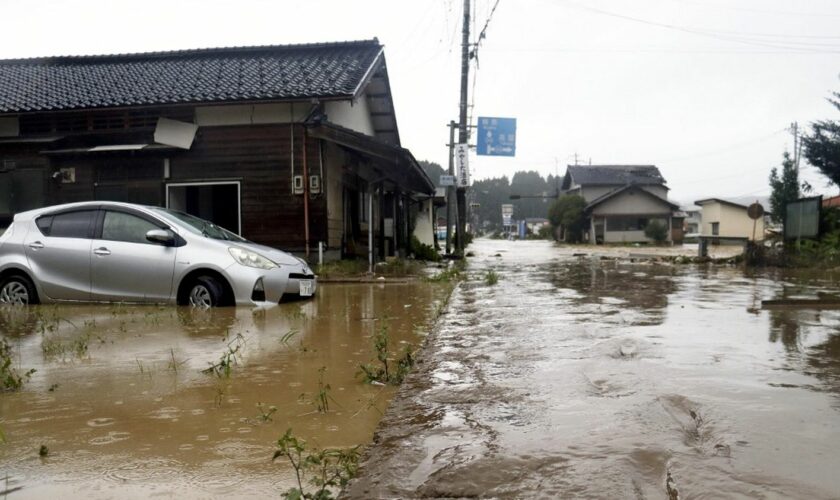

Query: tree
left=802, top=88, right=840, bottom=188
left=547, top=195, right=587, bottom=243
left=768, top=151, right=801, bottom=225
left=644, top=220, right=668, bottom=243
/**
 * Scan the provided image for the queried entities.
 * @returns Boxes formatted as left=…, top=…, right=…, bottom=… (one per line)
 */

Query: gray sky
left=2, top=0, right=839, bottom=204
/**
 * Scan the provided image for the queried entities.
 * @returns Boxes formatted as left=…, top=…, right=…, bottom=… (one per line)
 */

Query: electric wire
left=557, top=0, right=840, bottom=53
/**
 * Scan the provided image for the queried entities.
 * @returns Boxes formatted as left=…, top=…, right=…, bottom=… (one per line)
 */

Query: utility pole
left=455, top=0, right=471, bottom=255
left=791, top=121, right=802, bottom=174
left=446, top=120, right=457, bottom=255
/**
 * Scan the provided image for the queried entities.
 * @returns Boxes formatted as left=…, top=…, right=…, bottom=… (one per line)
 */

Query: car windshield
left=149, top=208, right=248, bottom=242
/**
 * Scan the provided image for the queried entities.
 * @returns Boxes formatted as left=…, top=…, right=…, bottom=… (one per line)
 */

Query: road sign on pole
left=477, top=117, right=516, bottom=157
left=439, top=174, right=456, bottom=187
left=455, top=143, right=470, bottom=187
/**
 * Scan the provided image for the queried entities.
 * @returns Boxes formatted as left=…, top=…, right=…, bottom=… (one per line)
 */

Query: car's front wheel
left=0, top=274, right=39, bottom=305
left=187, top=276, right=223, bottom=308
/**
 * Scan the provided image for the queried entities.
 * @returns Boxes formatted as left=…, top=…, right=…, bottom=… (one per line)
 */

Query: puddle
left=0, top=281, right=449, bottom=498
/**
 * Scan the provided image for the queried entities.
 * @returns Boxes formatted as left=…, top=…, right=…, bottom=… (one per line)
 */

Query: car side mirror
left=146, top=229, right=175, bottom=246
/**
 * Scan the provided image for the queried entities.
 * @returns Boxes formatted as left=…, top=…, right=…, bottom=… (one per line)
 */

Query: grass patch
left=315, top=258, right=427, bottom=278
left=484, top=269, right=500, bottom=286
left=1, top=337, right=35, bottom=392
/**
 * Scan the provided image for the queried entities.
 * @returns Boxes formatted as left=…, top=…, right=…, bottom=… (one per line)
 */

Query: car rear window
left=40, top=210, right=96, bottom=238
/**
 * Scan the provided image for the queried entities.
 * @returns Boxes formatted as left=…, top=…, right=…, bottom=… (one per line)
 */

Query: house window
left=711, top=222, right=720, bottom=236
left=609, top=216, right=650, bottom=231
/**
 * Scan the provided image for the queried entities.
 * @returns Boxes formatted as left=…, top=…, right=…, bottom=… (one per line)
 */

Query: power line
left=657, top=129, right=787, bottom=163
left=557, top=0, right=840, bottom=54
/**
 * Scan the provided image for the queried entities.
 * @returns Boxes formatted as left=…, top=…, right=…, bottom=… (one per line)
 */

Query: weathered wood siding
left=169, top=124, right=326, bottom=250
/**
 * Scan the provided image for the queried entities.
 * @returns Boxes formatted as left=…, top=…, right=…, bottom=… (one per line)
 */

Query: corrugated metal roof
left=0, top=40, right=383, bottom=113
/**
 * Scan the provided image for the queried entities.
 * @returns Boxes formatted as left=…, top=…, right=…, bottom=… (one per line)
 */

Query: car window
left=48, top=210, right=96, bottom=238
left=36, top=216, right=53, bottom=235
left=101, top=211, right=161, bottom=244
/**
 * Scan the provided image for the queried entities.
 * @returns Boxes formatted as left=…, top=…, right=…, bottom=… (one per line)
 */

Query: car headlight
left=229, top=247, right=277, bottom=270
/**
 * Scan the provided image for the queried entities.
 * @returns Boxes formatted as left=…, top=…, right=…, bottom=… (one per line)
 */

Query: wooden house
left=0, top=39, right=435, bottom=262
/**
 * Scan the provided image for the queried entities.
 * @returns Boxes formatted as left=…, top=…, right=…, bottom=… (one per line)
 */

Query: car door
left=23, top=209, right=96, bottom=301
left=90, top=209, right=178, bottom=303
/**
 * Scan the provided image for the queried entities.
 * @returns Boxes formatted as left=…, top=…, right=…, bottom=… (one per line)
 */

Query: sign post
left=477, top=117, right=516, bottom=157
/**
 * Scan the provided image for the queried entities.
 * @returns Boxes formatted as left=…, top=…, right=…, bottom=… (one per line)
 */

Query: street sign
left=747, top=202, right=764, bottom=220
left=439, top=174, right=455, bottom=187
left=477, top=117, right=516, bottom=157
left=501, top=203, right=514, bottom=226
left=455, top=144, right=470, bottom=187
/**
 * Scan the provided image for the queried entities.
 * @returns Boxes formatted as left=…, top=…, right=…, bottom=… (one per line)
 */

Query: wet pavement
left=343, top=239, right=840, bottom=499
left=0, top=281, right=450, bottom=498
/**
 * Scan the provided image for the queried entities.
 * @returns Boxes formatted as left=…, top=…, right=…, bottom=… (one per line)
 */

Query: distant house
left=694, top=198, right=765, bottom=241
left=0, top=39, right=435, bottom=262
left=823, top=195, right=840, bottom=208
left=681, top=205, right=702, bottom=234
left=561, top=165, right=679, bottom=243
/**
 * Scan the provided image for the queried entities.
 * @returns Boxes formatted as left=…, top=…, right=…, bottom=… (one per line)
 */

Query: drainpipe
left=303, top=127, right=310, bottom=259
left=290, top=104, right=295, bottom=193
left=368, top=183, right=375, bottom=274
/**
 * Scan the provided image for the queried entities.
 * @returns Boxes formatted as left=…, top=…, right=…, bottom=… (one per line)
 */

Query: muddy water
left=0, top=282, right=449, bottom=498
left=344, top=239, right=840, bottom=499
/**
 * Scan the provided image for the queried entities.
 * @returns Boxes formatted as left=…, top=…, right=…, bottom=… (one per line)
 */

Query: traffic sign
left=477, top=117, right=516, bottom=157
left=439, top=174, right=455, bottom=187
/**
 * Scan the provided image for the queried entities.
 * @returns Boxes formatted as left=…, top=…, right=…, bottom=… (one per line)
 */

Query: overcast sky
left=1, top=0, right=839, bottom=204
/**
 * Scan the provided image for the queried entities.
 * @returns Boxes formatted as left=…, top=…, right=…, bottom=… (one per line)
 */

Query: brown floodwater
left=0, top=281, right=450, bottom=498
left=343, top=239, right=840, bottom=499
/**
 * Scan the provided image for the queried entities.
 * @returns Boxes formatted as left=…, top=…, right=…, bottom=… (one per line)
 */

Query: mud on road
left=343, top=239, right=840, bottom=499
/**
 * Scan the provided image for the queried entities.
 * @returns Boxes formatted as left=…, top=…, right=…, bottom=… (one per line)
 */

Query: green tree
left=768, top=151, right=801, bottom=224
left=802, top=88, right=840, bottom=187
left=547, top=195, right=587, bottom=243
left=644, top=220, right=668, bottom=243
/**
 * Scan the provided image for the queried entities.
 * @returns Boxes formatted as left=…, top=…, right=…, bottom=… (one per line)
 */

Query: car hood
left=232, top=242, right=303, bottom=267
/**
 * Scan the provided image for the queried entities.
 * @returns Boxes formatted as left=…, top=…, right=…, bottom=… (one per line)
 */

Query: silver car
left=0, top=201, right=316, bottom=307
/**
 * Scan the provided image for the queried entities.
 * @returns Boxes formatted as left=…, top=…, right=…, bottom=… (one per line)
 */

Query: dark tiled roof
left=0, top=40, right=383, bottom=113
left=566, top=165, right=666, bottom=186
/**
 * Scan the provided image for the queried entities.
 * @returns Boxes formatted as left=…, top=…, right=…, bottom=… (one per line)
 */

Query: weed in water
left=256, top=402, right=278, bottom=423
left=280, top=329, right=299, bottom=345
left=167, top=348, right=187, bottom=373
left=273, top=428, right=360, bottom=500
left=202, top=334, right=246, bottom=378
left=38, top=445, right=48, bottom=457
left=314, top=367, right=337, bottom=414
left=1, top=338, right=35, bottom=392
left=485, top=269, right=500, bottom=286
left=358, top=322, right=415, bottom=386
left=0, top=426, right=5, bottom=443
left=48, top=383, right=59, bottom=392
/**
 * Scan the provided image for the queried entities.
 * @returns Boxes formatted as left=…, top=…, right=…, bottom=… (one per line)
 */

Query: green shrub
left=644, top=220, right=669, bottom=244
left=411, top=236, right=441, bottom=262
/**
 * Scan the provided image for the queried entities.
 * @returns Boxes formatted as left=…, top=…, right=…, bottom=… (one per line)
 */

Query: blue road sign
left=477, top=117, right=516, bottom=157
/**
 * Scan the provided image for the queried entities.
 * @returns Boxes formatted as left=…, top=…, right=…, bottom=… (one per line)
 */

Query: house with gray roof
left=0, top=39, right=435, bottom=262
left=561, top=165, right=680, bottom=243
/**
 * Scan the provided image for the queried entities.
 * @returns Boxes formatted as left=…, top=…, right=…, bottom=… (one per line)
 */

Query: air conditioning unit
left=309, top=175, right=321, bottom=194
left=293, top=175, right=305, bottom=194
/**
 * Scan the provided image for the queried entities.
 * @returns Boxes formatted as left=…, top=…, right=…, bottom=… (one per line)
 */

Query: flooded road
left=0, top=281, right=450, bottom=498
left=344, top=239, right=840, bottom=499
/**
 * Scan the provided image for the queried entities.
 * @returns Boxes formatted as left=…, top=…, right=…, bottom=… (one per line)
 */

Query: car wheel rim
left=0, top=282, right=29, bottom=305
left=189, top=285, right=212, bottom=308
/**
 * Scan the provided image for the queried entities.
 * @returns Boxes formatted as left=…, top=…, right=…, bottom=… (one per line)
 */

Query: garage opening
left=166, top=181, right=241, bottom=235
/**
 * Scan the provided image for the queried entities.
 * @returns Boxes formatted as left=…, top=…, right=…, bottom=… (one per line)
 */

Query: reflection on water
left=0, top=281, right=449, bottom=498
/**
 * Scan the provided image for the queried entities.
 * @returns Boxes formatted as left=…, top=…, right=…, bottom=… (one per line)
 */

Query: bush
left=644, top=220, right=668, bottom=243
left=411, top=236, right=441, bottom=262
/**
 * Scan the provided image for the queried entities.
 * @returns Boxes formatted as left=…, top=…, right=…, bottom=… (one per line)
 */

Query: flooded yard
left=0, top=281, right=451, bottom=498
left=344, top=239, right=840, bottom=499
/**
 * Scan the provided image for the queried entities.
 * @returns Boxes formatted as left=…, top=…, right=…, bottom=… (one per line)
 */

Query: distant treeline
left=420, top=161, right=560, bottom=229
